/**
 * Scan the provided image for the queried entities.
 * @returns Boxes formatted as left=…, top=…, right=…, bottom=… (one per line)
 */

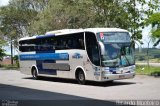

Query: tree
left=28, top=0, right=95, bottom=34
left=1, top=0, right=160, bottom=41
left=0, top=0, right=44, bottom=64
left=0, top=0, right=48, bottom=46
left=0, top=47, right=5, bottom=61
left=0, top=39, right=6, bottom=61
left=146, top=12, right=160, bottom=46
left=28, top=0, right=160, bottom=39
left=147, top=12, right=160, bottom=38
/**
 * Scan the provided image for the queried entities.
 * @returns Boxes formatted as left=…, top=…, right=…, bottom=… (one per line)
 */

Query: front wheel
left=77, top=71, right=86, bottom=84
left=32, top=68, right=39, bottom=80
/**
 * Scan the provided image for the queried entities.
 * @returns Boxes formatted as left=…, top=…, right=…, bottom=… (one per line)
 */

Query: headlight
left=129, top=65, right=136, bottom=72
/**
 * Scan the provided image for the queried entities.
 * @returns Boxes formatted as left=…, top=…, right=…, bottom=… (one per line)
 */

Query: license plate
left=117, top=70, right=128, bottom=74
left=119, top=75, right=125, bottom=79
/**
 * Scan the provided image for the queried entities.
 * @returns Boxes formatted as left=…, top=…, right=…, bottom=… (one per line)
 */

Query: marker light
left=100, top=32, right=104, bottom=40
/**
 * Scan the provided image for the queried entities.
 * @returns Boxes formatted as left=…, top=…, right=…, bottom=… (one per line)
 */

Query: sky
left=0, top=0, right=9, bottom=6
left=0, top=0, right=159, bottom=55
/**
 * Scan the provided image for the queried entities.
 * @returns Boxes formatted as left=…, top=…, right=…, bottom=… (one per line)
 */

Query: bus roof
left=45, top=28, right=128, bottom=35
left=19, top=35, right=37, bottom=41
left=85, top=28, right=128, bottom=33
left=19, top=28, right=129, bottom=41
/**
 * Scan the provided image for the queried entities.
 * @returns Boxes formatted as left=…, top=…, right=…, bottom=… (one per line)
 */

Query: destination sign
left=98, top=32, right=131, bottom=43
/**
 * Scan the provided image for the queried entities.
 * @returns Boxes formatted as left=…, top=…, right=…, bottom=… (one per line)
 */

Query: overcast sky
left=0, top=0, right=9, bottom=6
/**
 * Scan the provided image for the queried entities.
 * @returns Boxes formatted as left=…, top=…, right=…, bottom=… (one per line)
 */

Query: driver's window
left=85, top=32, right=100, bottom=66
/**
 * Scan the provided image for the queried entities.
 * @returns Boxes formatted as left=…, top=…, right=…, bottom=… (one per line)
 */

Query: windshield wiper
left=123, top=54, right=130, bottom=66
left=120, top=46, right=130, bottom=66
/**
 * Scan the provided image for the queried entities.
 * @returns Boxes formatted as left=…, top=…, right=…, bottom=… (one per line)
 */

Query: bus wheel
left=32, top=68, right=38, bottom=80
left=77, top=70, right=85, bottom=84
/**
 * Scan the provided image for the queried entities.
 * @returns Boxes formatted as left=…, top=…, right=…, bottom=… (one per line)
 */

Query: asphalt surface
left=0, top=69, right=160, bottom=105
left=136, top=63, right=160, bottom=67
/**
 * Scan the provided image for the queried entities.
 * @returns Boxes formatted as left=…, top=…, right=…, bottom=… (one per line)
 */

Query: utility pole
left=134, top=0, right=136, bottom=39
left=147, top=39, right=151, bottom=69
left=11, top=38, right=13, bottom=65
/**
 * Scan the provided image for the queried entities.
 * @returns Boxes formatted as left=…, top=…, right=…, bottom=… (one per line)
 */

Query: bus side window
left=78, top=38, right=84, bottom=49
left=54, top=33, right=84, bottom=50
left=19, top=40, right=36, bottom=52
left=73, top=32, right=84, bottom=50
left=85, top=32, right=100, bottom=66
left=67, top=39, right=73, bottom=49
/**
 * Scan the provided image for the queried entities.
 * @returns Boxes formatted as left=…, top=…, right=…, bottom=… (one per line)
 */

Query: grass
left=149, top=58, right=160, bottom=63
left=136, top=65, right=160, bottom=76
left=0, top=64, right=19, bottom=70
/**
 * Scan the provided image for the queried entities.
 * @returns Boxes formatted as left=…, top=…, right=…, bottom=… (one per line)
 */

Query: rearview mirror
left=98, top=41, right=105, bottom=55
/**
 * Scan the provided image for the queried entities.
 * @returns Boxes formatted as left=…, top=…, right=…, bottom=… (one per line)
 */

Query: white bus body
left=18, top=28, right=135, bottom=84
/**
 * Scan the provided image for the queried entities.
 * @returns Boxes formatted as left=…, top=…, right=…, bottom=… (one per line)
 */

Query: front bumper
left=101, top=72, right=135, bottom=82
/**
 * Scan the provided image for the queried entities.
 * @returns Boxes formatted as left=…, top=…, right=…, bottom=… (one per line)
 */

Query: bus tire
left=32, top=67, right=39, bottom=80
left=76, top=69, right=86, bottom=85
left=107, top=80, right=114, bottom=83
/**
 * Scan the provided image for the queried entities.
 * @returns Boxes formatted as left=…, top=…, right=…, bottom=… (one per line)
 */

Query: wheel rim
left=32, top=69, right=37, bottom=78
left=79, top=73, right=84, bottom=81
left=78, top=71, right=85, bottom=84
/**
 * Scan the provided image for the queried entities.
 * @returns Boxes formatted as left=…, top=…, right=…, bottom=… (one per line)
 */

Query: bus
left=18, top=28, right=135, bottom=84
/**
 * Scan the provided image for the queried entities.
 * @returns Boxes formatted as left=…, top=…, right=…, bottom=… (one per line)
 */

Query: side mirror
left=98, top=41, right=105, bottom=55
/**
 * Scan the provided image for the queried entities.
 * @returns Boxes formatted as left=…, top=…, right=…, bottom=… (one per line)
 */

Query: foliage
left=29, top=0, right=95, bottom=34
left=0, top=47, right=5, bottom=61
left=146, top=13, right=160, bottom=38
left=13, top=55, right=19, bottom=68
left=0, top=0, right=44, bottom=46
left=0, top=0, right=160, bottom=43
left=29, top=0, right=160, bottom=39
left=146, top=12, right=160, bottom=46
left=0, top=64, right=19, bottom=70
left=0, top=39, right=6, bottom=61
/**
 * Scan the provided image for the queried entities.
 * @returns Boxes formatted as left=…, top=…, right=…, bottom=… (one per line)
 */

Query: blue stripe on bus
left=36, top=60, right=57, bottom=75
left=19, top=53, right=69, bottom=61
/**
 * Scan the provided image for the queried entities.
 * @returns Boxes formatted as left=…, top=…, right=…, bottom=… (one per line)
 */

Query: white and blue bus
left=18, top=28, right=135, bottom=84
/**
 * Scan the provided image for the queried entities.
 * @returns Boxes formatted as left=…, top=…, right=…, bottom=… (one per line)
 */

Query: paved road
left=0, top=70, right=160, bottom=105
left=136, top=62, right=160, bottom=67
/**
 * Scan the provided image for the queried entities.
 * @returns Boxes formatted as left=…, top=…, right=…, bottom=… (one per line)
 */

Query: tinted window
left=19, top=39, right=36, bottom=52
left=85, top=32, right=100, bottom=66
left=19, top=32, right=85, bottom=52
left=52, top=32, right=84, bottom=50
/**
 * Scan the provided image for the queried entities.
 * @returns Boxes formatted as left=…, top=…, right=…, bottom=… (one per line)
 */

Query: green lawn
left=0, top=64, right=19, bottom=70
left=136, top=65, right=160, bottom=76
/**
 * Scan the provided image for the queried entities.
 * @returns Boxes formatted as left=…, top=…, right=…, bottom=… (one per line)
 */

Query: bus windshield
left=97, top=32, right=135, bottom=67
left=102, top=43, right=135, bottom=67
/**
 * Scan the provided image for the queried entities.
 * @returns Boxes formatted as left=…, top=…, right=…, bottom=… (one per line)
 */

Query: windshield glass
left=102, top=43, right=135, bottom=67
left=97, top=32, right=135, bottom=67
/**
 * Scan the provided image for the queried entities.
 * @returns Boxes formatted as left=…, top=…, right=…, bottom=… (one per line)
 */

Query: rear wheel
left=32, top=68, right=39, bottom=80
left=107, top=80, right=114, bottom=83
left=77, top=70, right=85, bottom=84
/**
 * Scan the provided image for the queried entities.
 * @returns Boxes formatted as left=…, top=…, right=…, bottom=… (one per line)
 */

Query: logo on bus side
left=72, top=53, right=83, bottom=59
